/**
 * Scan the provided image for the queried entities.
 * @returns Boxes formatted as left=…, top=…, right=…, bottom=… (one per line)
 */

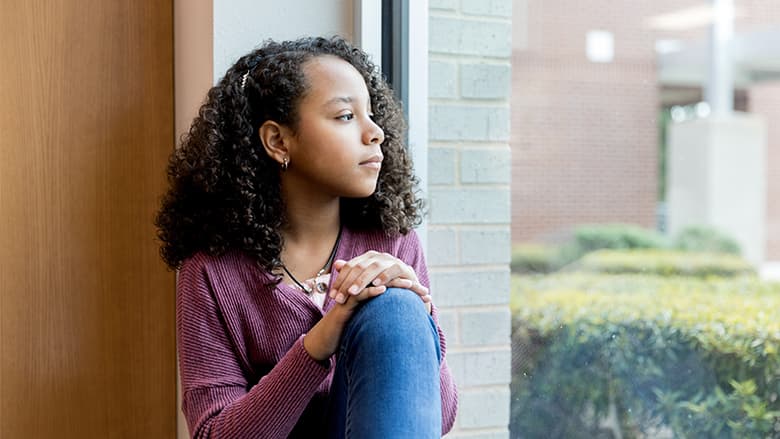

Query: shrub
left=558, top=224, right=669, bottom=265
left=511, top=244, right=562, bottom=274
left=674, top=225, right=741, bottom=255
left=510, top=273, right=780, bottom=438
left=574, top=249, right=755, bottom=278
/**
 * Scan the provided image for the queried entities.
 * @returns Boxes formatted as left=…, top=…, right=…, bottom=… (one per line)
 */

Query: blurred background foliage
left=509, top=224, right=780, bottom=438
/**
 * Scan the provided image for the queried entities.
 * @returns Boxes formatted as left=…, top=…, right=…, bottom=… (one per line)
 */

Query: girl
left=156, top=36, right=457, bottom=438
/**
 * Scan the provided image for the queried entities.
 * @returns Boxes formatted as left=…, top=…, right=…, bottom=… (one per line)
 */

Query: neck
left=279, top=180, right=342, bottom=282
left=280, top=180, right=341, bottom=246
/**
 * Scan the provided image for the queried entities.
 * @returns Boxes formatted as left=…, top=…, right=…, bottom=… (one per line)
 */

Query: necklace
left=282, top=227, right=342, bottom=295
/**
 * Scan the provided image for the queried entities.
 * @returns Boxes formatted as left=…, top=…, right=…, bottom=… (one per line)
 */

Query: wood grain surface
left=0, top=1, right=176, bottom=437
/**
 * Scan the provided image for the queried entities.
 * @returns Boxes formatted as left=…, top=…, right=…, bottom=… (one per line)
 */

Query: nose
left=363, top=117, right=385, bottom=145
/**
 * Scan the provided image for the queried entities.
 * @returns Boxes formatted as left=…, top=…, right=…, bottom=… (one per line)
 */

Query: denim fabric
left=326, top=288, right=442, bottom=438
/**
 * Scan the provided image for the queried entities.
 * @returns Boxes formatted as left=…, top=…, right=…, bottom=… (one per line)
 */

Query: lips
left=359, top=154, right=383, bottom=168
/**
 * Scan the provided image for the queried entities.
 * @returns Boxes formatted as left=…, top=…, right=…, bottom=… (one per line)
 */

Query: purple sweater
left=177, top=228, right=458, bottom=438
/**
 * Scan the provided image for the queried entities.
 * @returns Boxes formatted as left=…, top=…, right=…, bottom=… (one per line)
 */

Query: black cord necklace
left=282, top=227, right=342, bottom=294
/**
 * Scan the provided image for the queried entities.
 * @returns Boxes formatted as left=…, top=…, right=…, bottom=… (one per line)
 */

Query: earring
left=281, top=157, right=289, bottom=171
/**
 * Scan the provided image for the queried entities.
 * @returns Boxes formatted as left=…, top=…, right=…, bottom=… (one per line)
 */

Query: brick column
left=428, top=1, right=512, bottom=437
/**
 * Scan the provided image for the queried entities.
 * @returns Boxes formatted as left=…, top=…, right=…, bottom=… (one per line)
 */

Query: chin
left=343, top=182, right=378, bottom=199
left=345, top=189, right=377, bottom=199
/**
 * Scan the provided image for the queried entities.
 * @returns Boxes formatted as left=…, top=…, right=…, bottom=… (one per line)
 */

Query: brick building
left=511, top=0, right=780, bottom=260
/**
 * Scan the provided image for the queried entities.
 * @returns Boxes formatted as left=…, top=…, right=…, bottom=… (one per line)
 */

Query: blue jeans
left=326, top=288, right=442, bottom=438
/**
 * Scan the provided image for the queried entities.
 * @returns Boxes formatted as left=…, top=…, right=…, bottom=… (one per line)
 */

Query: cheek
left=295, top=122, right=332, bottom=147
left=296, top=126, right=351, bottom=157
left=291, top=131, right=320, bottom=159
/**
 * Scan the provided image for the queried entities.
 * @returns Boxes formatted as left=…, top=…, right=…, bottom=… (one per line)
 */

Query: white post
left=707, top=0, right=734, bottom=116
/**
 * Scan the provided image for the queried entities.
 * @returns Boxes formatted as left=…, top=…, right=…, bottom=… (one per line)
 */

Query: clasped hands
left=328, top=251, right=432, bottom=314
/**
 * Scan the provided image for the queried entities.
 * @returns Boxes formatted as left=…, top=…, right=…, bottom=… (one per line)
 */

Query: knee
left=361, top=288, right=428, bottom=323
left=348, top=288, right=434, bottom=341
left=341, top=288, right=441, bottom=363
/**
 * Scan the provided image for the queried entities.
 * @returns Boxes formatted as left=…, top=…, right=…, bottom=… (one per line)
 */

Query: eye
left=337, top=113, right=355, bottom=121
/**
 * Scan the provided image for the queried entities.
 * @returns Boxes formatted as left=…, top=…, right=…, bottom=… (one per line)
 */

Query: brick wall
left=510, top=0, right=676, bottom=243
left=511, top=0, right=780, bottom=253
left=428, top=0, right=513, bottom=437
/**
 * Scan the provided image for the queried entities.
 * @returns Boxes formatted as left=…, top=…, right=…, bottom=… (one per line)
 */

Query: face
left=283, top=55, right=385, bottom=198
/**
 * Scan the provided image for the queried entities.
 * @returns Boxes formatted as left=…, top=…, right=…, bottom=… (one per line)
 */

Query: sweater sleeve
left=176, top=256, right=333, bottom=439
left=397, top=231, right=459, bottom=435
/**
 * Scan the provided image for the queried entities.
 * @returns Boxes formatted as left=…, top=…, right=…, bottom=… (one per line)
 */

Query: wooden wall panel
left=0, top=1, right=176, bottom=437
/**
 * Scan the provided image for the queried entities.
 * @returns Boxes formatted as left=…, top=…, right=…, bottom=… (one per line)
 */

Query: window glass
left=509, top=1, right=780, bottom=437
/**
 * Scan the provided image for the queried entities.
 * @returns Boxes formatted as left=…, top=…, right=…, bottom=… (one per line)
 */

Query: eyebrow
left=323, top=96, right=354, bottom=107
left=322, top=95, right=374, bottom=114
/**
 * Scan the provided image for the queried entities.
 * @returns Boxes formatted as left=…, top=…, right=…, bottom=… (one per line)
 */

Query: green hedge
left=559, top=224, right=670, bottom=265
left=510, top=273, right=780, bottom=438
left=512, top=224, right=745, bottom=275
left=511, top=244, right=562, bottom=274
left=574, top=249, right=755, bottom=278
left=674, top=225, right=741, bottom=255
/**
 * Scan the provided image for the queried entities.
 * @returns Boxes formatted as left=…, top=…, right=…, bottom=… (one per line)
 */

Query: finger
left=330, top=255, right=370, bottom=297
left=334, top=251, right=382, bottom=292
left=334, top=259, right=377, bottom=297
left=353, top=285, right=387, bottom=302
left=385, top=278, right=429, bottom=297
left=384, top=278, right=413, bottom=289
left=329, top=258, right=353, bottom=293
left=328, top=260, right=343, bottom=298
left=370, top=262, right=408, bottom=285
left=334, top=285, right=386, bottom=305
left=338, top=257, right=392, bottom=297
left=412, top=282, right=430, bottom=297
left=371, top=261, right=417, bottom=287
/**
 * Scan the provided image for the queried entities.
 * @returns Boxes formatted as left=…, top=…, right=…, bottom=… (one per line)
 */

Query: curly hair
left=155, top=36, right=423, bottom=271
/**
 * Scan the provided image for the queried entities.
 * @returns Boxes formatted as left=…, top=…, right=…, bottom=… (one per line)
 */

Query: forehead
left=301, top=55, right=370, bottom=103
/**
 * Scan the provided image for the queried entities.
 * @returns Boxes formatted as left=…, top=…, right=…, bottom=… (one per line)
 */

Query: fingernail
left=336, top=293, right=345, bottom=304
left=372, top=278, right=380, bottom=286
left=329, top=289, right=336, bottom=298
left=348, top=285, right=359, bottom=295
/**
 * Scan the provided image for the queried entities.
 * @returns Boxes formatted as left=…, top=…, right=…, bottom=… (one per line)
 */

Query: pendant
left=314, top=273, right=331, bottom=295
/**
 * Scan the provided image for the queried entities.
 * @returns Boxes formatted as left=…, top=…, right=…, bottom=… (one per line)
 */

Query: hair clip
left=240, top=71, right=250, bottom=91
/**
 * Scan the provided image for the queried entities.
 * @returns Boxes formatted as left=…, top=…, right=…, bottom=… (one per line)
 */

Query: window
left=508, top=1, right=780, bottom=437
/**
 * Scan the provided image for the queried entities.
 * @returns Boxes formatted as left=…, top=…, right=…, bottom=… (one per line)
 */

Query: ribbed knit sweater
left=177, top=227, right=458, bottom=438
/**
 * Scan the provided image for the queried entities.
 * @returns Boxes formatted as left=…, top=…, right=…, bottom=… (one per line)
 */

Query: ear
left=258, top=120, right=292, bottom=164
